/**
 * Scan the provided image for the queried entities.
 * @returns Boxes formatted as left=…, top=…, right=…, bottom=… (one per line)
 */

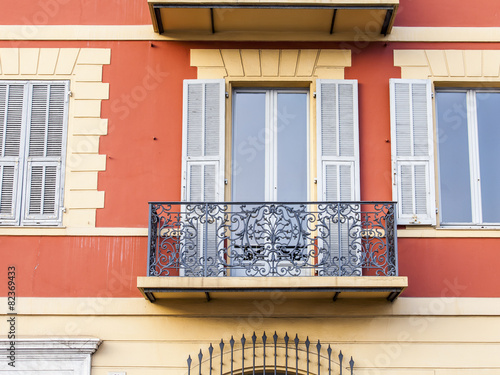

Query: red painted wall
left=395, top=0, right=500, bottom=27
left=0, top=236, right=146, bottom=298
left=1, top=236, right=500, bottom=298
left=0, top=0, right=150, bottom=25
left=399, top=238, right=500, bottom=298
left=1, top=0, right=498, bottom=27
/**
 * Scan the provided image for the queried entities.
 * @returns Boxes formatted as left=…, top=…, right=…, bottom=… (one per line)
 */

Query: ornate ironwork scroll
left=148, top=201, right=397, bottom=277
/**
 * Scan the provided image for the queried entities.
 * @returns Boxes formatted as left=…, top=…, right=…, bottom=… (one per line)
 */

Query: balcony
left=137, top=201, right=407, bottom=302
left=148, top=0, right=399, bottom=40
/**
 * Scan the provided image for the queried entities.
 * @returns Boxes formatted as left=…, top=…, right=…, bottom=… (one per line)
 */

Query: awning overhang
left=148, top=0, right=399, bottom=40
left=137, top=276, right=408, bottom=303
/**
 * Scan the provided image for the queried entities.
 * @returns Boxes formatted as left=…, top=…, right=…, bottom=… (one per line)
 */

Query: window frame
left=0, top=80, right=69, bottom=227
left=435, top=87, right=500, bottom=227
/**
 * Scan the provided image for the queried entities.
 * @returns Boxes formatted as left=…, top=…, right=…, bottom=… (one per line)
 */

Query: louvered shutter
left=23, top=82, right=68, bottom=225
left=0, top=83, right=26, bottom=224
left=390, top=79, right=435, bottom=225
left=316, top=80, right=360, bottom=275
left=181, top=79, right=225, bottom=275
left=317, top=80, right=359, bottom=201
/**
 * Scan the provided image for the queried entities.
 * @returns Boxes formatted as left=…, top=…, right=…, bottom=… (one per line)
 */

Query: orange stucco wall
left=1, top=236, right=500, bottom=298
left=394, top=0, right=500, bottom=27
left=0, top=0, right=150, bottom=25
left=399, top=238, right=500, bottom=298
left=1, top=0, right=498, bottom=27
left=0, top=236, right=146, bottom=298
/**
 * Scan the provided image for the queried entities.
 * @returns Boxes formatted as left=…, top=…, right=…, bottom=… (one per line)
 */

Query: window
left=436, top=89, right=500, bottom=226
left=232, top=88, right=308, bottom=202
left=0, top=81, right=69, bottom=226
left=179, top=79, right=360, bottom=275
left=181, top=79, right=360, bottom=203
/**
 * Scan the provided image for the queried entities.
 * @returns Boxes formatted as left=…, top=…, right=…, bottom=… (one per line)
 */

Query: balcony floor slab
left=137, top=276, right=408, bottom=303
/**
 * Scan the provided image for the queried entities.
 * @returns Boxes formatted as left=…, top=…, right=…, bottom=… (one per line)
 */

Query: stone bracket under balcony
left=137, top=276, right=408, bottom=303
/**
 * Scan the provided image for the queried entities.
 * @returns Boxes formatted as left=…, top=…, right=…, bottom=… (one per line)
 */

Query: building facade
left=1, top=0, right=500, bottom=374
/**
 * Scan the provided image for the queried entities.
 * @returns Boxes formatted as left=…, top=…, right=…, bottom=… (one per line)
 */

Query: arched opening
left=187, top=332, right=354, bottom=375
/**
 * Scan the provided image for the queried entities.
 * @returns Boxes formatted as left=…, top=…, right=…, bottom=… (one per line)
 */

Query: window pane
left=232, top=92, right=266, bottom=201
left=436, top=92, right=472, bottom=223
left=476, top=92, right=500, bottom=223
left=277, top=93, right=308, bottom=201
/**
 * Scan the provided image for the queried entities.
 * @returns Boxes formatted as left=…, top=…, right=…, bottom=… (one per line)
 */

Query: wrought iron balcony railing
left=148, top=202, right=397, bottom=277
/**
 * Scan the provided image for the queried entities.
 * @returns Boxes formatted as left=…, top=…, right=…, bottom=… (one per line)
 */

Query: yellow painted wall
left=7, top=296, right=500, bottom=375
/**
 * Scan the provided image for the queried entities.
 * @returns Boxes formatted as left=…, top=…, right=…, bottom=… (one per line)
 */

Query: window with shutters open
left=181, top=79, right=360, bottom=275
left=0, top=81, right=69, bottom=226
left=390, top=79, right=436, bottom=225
left=436, top=88, right=500, bottom=226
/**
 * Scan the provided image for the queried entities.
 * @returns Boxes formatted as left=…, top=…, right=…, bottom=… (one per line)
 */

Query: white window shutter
left=390, top=79, right=435, bottom=225
left=23, top=82, right=68, bottom=224
left=182, top=79, right=225, bottom=202
left=316, top=80, right=361, bottom=276
left=181, top=80, right=225, bottom=275
left=0, top=83, right=26, bottom=224
left=316, top=80, right=359, bottom=201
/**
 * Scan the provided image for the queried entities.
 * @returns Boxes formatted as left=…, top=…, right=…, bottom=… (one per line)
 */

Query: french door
left=232, top=88, right=309, bottom=202
left=230, top=88, right=309, bottom=276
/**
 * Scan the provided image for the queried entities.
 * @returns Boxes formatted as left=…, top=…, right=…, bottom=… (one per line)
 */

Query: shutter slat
left=29, top=85, right=49, bottom=157
left=47, top=85, right=65, bottom=157
left=204, top=83, right=221, bottom=157
left=338, top=83, right=355, bottom=157
left=390, top=79, right=435, bottom=225
left=411, top=84, right=429, bottom=157
left=0, top=85, right=6, bottom=156
left=320, top=83, right=338, bottom=157
left=324, top=164, right=339, bottom=201
left=3, top=84, right=25, bottom=158
left=186, top=83, right=203, bottom=158
left=25, top=161, right=61, bottom=220
left=0, top=163, right=18, bottom=219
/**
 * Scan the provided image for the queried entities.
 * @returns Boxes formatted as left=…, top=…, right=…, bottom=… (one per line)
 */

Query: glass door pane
left=436, top=91, right=472, bottom=223
left=476, top=92, right=500, bottom=223
left=232, top=91, right=266, bottom=202
left=276, top=92, right=308, bottom=202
